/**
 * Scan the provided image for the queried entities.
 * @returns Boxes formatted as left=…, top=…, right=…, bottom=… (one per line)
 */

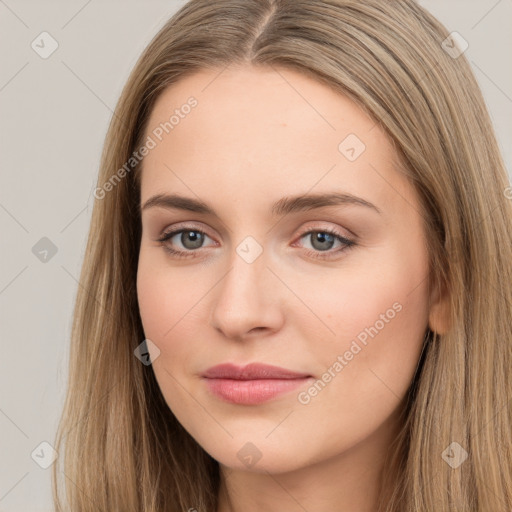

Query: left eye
left=298, top=229, right=353, bottom=252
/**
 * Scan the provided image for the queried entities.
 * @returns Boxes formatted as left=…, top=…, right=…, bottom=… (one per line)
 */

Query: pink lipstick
left=201, top=363, right=313, bottom=405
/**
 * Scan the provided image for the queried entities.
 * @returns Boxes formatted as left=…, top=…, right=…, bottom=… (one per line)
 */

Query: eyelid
left=158, top=221, right=215, bottom=240
left=294, top=221, right=356, bottom=241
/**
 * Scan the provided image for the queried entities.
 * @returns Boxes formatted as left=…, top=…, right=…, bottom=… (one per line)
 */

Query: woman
left=52, top=1, right=512, bottom=510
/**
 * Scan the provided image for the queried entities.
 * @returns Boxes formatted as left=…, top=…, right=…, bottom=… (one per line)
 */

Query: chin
left=199, top=437, right=313, bottom=475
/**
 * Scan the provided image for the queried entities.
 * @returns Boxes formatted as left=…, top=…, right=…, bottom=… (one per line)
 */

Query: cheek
left=137, top=260, right=167, bottom=340
left=306, top=246, right=430, bottom=410
left=136, top=252, right=195, bottom=414
left=136, top=250, right=185, bottom=358
left=137, top=246, right=196, bottom=332
left=136, top=249, right=209, bottom=374
left=290, top=264, right=429, bottom=467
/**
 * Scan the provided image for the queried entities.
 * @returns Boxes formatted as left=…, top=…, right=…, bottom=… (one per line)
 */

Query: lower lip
left=203, top=377, right=312, bottom=405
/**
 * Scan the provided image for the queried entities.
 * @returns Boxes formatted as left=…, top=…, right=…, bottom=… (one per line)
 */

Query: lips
left=202, top=362, right=311, bottom=380
left=201, top=363, right=313, bottom=405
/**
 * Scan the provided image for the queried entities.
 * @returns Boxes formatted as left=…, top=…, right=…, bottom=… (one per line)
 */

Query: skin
left=136, top=64, right=448, bottom=512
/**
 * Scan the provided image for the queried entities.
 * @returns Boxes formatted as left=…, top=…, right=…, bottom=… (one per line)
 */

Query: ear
left=428, top=278, right=451, bottom=335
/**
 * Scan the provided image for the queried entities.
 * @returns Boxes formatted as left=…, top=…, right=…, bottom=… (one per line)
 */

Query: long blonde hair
left=52, top=1, right=512, bottom=510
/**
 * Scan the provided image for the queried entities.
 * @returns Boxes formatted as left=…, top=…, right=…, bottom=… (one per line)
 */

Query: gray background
left=0, top=1, right=511, bottom=510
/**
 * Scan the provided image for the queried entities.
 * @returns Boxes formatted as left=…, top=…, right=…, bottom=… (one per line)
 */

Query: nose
left=209, top=246, right=284, bottom=341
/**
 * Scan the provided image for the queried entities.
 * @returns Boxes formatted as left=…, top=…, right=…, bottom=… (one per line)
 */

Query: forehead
left=144, top=64, right=379, bottom=150
left=140, top=64, right=412, bottom=218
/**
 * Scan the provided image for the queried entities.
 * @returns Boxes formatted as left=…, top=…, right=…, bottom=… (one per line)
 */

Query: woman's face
left=137, top=64, right=442, bottom=474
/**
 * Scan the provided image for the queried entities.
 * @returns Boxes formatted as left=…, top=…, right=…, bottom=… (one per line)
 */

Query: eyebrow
left=141, top=191, right=381, bottom=217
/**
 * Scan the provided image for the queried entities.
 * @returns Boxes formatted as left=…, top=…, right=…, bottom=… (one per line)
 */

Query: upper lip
left=202, top=363, right=311, bottom=380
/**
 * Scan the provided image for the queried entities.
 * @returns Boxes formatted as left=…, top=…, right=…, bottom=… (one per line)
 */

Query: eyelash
left=156, top=225, right=356, bottom=261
